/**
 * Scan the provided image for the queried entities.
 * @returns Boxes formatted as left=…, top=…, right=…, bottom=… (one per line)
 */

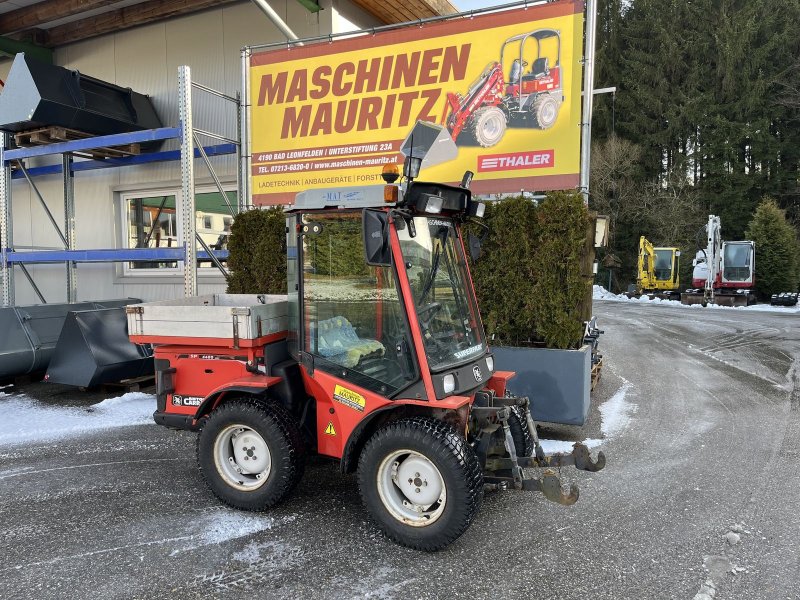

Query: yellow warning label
left=333, top=384, right=366, bottom=412
left=324, top=422, right=336, bottom=436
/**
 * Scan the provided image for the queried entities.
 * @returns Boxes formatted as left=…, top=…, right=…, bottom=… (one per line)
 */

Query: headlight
left=422, top=194, right=443, bottom=214
left=443, top=373, right=456, bottom=395
left=485, top=356, right=494, bottom=372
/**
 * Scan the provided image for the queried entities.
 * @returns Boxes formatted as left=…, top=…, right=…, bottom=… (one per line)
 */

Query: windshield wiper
left=418, top=226, right=449, bottom=306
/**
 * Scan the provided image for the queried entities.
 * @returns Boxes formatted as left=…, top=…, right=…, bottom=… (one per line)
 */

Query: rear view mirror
left=467, top=232, right=482, bottom=262
left=363, top=209, right=391, bottom=266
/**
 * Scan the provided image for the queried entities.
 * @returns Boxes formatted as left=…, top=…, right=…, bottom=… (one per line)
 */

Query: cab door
left=293, top=211, right=420, bottom=457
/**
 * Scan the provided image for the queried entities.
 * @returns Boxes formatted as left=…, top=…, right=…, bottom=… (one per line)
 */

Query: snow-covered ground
left=0, top=391, right=156, bottom=446
left=593, top=285, right=800, bottom=313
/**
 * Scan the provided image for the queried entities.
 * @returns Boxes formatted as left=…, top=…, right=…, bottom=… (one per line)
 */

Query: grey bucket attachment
left=45, top=308, right=153, bottom=388
left=0, top=299, right=142, bottom=380
left=0, top=53, right=162, bottom=140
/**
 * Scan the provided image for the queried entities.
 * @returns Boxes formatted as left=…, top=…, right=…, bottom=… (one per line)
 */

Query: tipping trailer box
left=125, top=294, right=289, bottom=422
left=126, top=294, right=288, bottom=345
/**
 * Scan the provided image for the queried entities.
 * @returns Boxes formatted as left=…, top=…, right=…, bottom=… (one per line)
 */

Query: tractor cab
left=501, top=29, right=562, bottom=98
left=285, top=122, right=491, bottom=414
left=500, top=29, right=563, bottom=129
left=721, top=241, right=754, bottom=284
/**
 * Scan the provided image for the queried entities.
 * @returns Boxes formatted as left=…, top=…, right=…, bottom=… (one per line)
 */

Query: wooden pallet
left=14, top=126, right=141, bottom=160
left=591, top=356, right=603, bottom=391
left=98, top=374, right=155, bottom=393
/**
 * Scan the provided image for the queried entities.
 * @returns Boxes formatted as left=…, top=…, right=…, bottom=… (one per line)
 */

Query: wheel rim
left=377, top=449, right=447, bottom=527
left=539, top=99, right=557, bottom=126
left=214, top=424, right=272, bottom=491
left=481, top=113, right=504, bottom=143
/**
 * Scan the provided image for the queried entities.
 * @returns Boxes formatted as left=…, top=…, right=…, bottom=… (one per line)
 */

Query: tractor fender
left=193, top=375, right=283, bottom=421
left=340, top=404, right=415, bottom=474
left=340, top=398, right=472, bottom=474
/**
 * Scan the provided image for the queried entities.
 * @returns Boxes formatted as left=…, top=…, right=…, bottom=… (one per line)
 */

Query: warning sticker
left=324, top=422, right=337, bottom=436
left=333, top=384, right=366, bottom=412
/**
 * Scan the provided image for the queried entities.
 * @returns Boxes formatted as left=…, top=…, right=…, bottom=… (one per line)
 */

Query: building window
left=121, top=189, right=236, bottom=275
left=196, top=191, right=236, bottom=267
left=125, top=193, right=179, bottom=271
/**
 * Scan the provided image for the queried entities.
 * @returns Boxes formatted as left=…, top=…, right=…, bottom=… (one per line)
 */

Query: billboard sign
left=248, top=0, right=584, bottom=204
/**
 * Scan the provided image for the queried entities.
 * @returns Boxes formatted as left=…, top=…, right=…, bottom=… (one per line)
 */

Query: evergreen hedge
left=470, top=191, right=592, bottom=350
left=745, top=198, right=800, bottom=297
left=226, top=207, right=287, bottom=294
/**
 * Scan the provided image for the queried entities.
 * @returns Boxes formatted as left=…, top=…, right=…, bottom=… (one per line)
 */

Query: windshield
left=398, top=216, right=486, bottom=371
left=653, top=249, right=673, bottom=280
left=723, top=243, right=752, bottom=281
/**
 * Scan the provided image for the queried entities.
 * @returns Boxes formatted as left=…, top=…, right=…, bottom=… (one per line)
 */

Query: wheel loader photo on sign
left=442, top=29, right=565, bottom=148
left=127, top=122, right=603, bottom=552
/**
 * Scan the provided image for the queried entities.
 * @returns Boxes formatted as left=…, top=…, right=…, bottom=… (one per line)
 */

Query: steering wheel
left=417, top=302, right=442, bottom=329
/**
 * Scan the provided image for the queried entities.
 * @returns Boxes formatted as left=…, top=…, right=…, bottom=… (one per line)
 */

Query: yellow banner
left=249, top=0, right=584, bottom=204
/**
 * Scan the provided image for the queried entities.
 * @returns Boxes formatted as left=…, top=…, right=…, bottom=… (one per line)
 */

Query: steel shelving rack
left=0, top=66, right=244, bottom=306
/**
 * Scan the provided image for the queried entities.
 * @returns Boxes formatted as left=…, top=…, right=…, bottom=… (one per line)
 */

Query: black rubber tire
left=530, top=94, right=560, bottom=129
left=508, top=405, right=535, bottom=457
left=466, top=106, right=507, bottom=147
left=357, top=417, right=484, bottom=551
left=197, top=398, right=305, bottom=511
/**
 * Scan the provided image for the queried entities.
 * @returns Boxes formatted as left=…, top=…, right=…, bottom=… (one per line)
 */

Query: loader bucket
left=45, top=308, right=153, bottom=388
left=0, top=302, right=97, bottom=379
left=0, top=53, right=162, bottom=141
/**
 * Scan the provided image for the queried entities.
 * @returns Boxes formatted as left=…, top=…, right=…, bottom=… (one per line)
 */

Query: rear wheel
left=197, top=398, right=304, bottom=511
left=357, top=417, right=483, bottom=551
left=466, top=106, right=507, bottom=147
left=530, top=94, right=560, bottom=129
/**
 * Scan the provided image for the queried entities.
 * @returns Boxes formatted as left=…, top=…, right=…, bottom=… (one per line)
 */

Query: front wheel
left=357, top=417, right=484, bottom=551
left=466, top=106, right=507, bottom=147
left=197, top=398, right=304, bottom=511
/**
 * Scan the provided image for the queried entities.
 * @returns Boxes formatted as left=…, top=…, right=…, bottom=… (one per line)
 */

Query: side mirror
left=467, top=232, right=482, bottom=262
left=363, top=209, right=391, bottom=266
left=403, top=156, right=422, bottom=180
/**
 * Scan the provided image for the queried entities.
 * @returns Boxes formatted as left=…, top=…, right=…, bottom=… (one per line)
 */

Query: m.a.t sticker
left=333, top=384, right=365, bottom=412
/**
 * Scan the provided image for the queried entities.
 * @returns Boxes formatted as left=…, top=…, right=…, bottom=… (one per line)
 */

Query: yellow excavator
left=630, top=236, right=681, bottom=300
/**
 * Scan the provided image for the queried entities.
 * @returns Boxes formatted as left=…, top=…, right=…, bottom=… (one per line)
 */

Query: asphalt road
left=0, top=302, right=798, bottom=600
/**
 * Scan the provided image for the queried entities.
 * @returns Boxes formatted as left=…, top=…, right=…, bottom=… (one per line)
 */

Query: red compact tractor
left=128, top=122, right=603, bottom=551
left=442, top=29, right=564, bottom=147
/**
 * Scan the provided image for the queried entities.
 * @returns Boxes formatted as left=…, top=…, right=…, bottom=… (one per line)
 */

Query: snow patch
left=170, top=512, right=295, bottom=556
left=538, top=438, right=601, bottom=454
left=599, top=381, right=635, bottom=438
left=0, top=392, right=155, bottom=447
left=593, top=285, right=800, bottom=313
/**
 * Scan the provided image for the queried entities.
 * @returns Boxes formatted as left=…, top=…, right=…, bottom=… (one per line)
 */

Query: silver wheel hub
left=214, top=424, right=272, bottom=491
left=377, top=449, right=446, bottom=527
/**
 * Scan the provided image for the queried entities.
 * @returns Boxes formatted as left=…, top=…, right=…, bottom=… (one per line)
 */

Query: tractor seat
left=316, top=316, right=385, bottom=369
left=530, top=57, right=549, bottom=78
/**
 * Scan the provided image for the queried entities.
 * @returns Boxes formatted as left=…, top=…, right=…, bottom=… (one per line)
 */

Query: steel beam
left=17, top=162, right=69, bottom=248
left=579, top=0, right=598, bottom=205
left=240, top=47, right=251, bottom=210
left=6, top=248, right=228, bottom=263
left=9, top=143, right=236, bottom=180
left=2, top=127, right=181, bottom=162
left=63, top=154, right=77, bottom=302
left=178, top=66, right=197, bottom=298
left=0, top=132, right=13, bottom=305
left=0, top=34, right=52, bottom=63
